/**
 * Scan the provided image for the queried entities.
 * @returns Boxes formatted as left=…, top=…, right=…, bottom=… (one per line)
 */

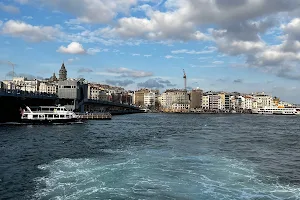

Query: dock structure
left=77, top=112, right=112, bottom=120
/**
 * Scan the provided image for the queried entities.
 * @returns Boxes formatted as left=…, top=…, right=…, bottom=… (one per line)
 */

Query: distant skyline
left=0, top=0, right=300, bottom=102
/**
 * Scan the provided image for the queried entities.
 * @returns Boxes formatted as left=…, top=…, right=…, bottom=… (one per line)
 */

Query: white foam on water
left=33, top=149, right=300, bottom=200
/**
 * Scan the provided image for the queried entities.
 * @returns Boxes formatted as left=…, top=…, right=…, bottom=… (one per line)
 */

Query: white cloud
left=107, top=67, right=153, bottom=78
left=165, top=55, right=174, bottom=59
left=144, top=54, right=152, bottom=57
left=212, top=61, right=224, bottom=64
left=0, top=3, right=20, bottom=14
left=165, top=55, right=183, bottom=59
left=67, top=57, right=79, bottom=63
left=87, top=48, right=108, bottom=55
left=132, top=53, right=140, bottom=56
left=22, top=16, right=33, bottom=20
left=38, top=0, right=138, bottom=24
left=171, top=48, right=216, bottom=54
left=1, top=20, right=61, bottom=42
left=87, top=48, right=104, bottom=55
left=57, top=42, right=86, bottom=54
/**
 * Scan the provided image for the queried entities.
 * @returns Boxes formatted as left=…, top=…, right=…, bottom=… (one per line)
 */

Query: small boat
left=21, top=105, right=80, bottom=124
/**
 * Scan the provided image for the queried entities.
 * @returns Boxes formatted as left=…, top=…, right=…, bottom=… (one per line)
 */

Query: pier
left=77, top=113, right=112, bottom=120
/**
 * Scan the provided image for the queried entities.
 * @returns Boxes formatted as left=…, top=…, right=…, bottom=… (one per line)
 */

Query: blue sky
left=0, top=0, right=300, bottom=102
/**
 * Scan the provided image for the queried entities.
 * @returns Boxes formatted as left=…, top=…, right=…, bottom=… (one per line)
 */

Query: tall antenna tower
left=8, top=61, right=16, bottom=79
left=183, top=69, right=186, bottom=90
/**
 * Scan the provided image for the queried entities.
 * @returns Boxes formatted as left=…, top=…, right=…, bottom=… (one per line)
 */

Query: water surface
left=0, top=114, right=300, bottom=199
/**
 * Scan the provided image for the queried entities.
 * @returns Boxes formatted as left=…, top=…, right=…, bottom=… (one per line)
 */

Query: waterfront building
left=134, top=88, right=150, bottom=107
left=11, top=77, right=40, bottom=92
left=2, top=80, right=16, bottom=90
left=58, top=80, right=88, bottom=110
left=252, top=100, right=258, bottom=109
left=87, top=83, right=105, bottom=100
left=99, top=90, right=109, bottom=101
left=230, top=96, right=237, bottom=110
left=144, top=91, right=156, bottom=109
left=120, top=92, right=134, bottom=105
left=244, top=96, right=253, bottom=109
left=39, top=82, right=58, bottom=94
left=160, top=89, right=190, bottom=112
left=278, top=101, right=294, bottom=107
left=58, top=80, right=81, bottom=99
left=24, top=79, right=40, bottom=92
left=59, top=63, right=67, bottom=81
left=218, top=98, right=224, bottom=110
left=253, top=93, right=273, bottom=108
left=190, top=88, right=203, bottom=109
left=209, top=94, right=220, bottom=110
left=225, top=94, right=231, bottom=110
left=202, top=95, right=209, bottom=110
left=218, top=92, right=226, bottom=111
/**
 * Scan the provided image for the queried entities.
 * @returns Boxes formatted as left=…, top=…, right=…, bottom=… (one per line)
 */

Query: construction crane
left=8, top=61, right=16, bottom=78
left=183, top=69, right=186, bottom=90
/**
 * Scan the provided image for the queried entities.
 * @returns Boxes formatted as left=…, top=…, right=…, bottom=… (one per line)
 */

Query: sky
left=0, top=0, right=300, bottom=103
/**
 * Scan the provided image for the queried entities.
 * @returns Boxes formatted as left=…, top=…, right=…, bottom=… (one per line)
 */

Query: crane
left=183, top=69, right=186, bottom=90
left=7, top=61, right=16, bottom=78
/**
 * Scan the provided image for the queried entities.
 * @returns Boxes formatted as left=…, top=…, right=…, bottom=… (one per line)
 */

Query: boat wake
left=33, top=149, right=300, bottom=200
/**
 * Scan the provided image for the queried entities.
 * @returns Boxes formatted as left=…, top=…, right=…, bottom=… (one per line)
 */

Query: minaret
left=59, top=62, right=67, bottom=81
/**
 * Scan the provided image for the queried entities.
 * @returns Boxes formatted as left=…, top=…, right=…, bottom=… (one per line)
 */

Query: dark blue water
left=1, top=114, right=300, bottom=199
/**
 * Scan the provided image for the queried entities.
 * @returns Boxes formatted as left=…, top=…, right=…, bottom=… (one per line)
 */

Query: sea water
left=1, top=114, right=300, bottom=199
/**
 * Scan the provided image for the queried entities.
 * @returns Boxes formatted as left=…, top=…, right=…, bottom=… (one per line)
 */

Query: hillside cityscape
left=0, top=63, right=297, bottom=113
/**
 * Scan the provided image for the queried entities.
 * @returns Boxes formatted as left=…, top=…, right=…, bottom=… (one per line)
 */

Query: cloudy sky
left=1, top=0, right=300, bottom=102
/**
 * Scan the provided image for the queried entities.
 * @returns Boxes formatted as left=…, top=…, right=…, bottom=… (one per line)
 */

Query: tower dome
left=59, top=62, right=67, bottom=81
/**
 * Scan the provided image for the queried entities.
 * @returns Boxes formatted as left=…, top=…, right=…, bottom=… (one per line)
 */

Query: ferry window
left=33, top=115, right=38, bottom=118
left=48, top=115, right=53, bottom=118
left=23, top=114, right=28, bottom=118
left=55, top=114, right=59, bottom=118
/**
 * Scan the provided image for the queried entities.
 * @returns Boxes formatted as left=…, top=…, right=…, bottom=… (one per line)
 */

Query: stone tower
left=59, top=62, right=67, bottom=81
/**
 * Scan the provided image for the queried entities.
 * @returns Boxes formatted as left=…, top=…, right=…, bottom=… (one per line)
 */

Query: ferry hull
left=20, top=118, right=80, bottom=124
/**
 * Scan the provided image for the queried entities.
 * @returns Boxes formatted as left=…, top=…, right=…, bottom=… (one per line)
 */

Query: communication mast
left=183, top=69, right=186, bottom=90
left=8, top=61, right=16, bottom=78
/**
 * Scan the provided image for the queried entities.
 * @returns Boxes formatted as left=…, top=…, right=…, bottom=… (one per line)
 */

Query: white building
left=172, top=103, right=190, bottom=111
left=160, top=89, right=189, bottom=112
left=253, top=93, right=273, bottom=108
left=11, top=77, right=40, bottom=92
left=88, top=84, right=101, bottom=100
left=39, top=82, right=57, bottom=94
left=23, top=79, right=40, bottom=92
left=202, top=95, right=209, bottom=110
left=244, top=96, right=253, bottom=109
left=2, top=80, right=16, bottom=90
left=218, top=98, right=224, bottom=110
left=144, top=91, right=156, bottom=108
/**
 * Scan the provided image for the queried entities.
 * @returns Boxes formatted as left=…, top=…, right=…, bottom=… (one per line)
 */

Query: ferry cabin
left=253, top=107, right=300, bottom=115
left=21, top=106, right=76, bottom=121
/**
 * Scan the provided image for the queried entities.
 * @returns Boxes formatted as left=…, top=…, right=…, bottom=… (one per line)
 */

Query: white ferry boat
left=252, top=106, right=300, bottom=115
left=21, top=105, right=79, bottom=124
